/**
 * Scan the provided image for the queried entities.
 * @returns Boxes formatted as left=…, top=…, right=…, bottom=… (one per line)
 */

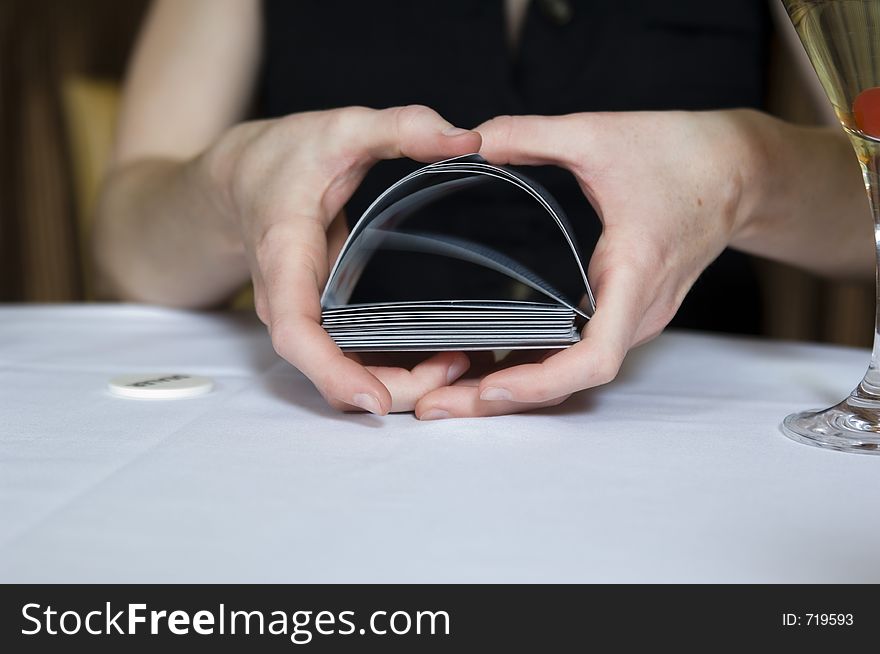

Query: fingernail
left=446, top=357, right=469, bottom=384
left=480, top=387, right=513, bottom=401
left=442, top=126, right=470, bottom=137
left=351, top=392, right=382, bottom=415
left=421, top=409, right=451, bottom=421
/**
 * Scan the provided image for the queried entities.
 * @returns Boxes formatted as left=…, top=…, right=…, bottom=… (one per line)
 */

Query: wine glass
left=782, top=0, right=880, bottom=453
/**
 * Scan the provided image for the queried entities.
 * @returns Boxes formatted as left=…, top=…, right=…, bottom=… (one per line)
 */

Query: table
left=1, top=304, right=877, bottom=583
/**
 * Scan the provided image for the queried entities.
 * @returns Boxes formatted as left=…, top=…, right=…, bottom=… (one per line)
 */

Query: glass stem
left=856, top=145, right=880, bottom=399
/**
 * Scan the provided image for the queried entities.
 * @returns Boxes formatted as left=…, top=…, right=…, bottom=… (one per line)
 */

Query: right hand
left=414, top=110, right=773, bottom=419
left=200, top=105, right=481, bottom=414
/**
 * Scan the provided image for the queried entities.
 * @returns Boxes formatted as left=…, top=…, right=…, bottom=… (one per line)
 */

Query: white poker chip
left=108, top=373, right=214, bottom=400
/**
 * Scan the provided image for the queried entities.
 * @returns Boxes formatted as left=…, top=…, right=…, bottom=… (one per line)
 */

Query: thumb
left=476, top=114, right=581, bottom=167
left=358, top=105, right=482, bottom=163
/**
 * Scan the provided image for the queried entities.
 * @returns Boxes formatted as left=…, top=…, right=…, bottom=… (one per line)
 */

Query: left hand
left=413, top=110, right=768, bottom=419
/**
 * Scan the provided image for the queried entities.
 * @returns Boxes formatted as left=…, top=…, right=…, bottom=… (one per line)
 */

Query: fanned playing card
left=320, top=154, right=595, bottom=352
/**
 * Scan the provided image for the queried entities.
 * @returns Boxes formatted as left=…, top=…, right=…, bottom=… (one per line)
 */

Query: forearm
left=732, top=112, right=874, bottom=280
left=93, top=156, right=249, bottom=307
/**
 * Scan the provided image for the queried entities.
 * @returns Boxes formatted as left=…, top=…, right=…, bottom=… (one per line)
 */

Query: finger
left=322, top=350, right=366, bottom=411
left=354, top=105, right=482, bottom=163
left=326, top=210, right=349, bottom=267
left=251, top=270, right=269, bottom=326
left=476, top=260, right=648, bottom=403
left=475, top=114, right=585, bottom=167
left=415, top=383, right=571, bottom=419
left=458, top=350, right=509, bottom=378
left=355, top=351, right=434, bottom=369
left=261, top=220, right=391, bottom=414
left=365, top=351, right=470, bottom=413
left=324, top=351, right=467, bottom=413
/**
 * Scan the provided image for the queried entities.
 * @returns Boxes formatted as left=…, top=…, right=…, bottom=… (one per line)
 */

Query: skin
left=95, top=0, right=873, bottom=419
left=416, top=111, right=870, bottom=418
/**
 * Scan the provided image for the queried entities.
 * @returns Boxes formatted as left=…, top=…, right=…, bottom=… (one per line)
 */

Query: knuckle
left=329, top=106, right=382, bottom=144
left=639, top=295, right=681, bottom=341
left=591, top=350, right=623, bottom=386
left=254, top=295, right=270, bottom=326
left=640, top=322, right=666, bottom=344
left=320, top=378, right=348, bottom=403
left=396, top=104, right=433, bottom=125
left=300, top=107, right=364, bottom=147
left=387, top=105, right=434, bottom=158
left=483, top=114, right=515, bottom=148
left=386, top=104, right=433, bottom=130
left=254, top=221, right=294, bottom=263
left=547, top=393, right=572, bottom=408
left=528, top=372, right=557, bottom=402
left=421, top=365, right=447, bottom=390
left=531, top=386, right=555, bottom=403
left=655, top=297, right=680, bottom=327
left=235, top=122, right=277, bottom=169
left=483, top=113, right=514, bottom=133
left=327, top=106, right=364, bottom=132
left=269, top=320, right=298, bottom=360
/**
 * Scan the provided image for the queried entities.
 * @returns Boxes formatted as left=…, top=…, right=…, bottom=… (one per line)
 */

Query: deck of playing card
left=320, top=154, right=594, bottom=352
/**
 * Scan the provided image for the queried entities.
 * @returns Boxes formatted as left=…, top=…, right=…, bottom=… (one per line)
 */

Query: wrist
left=722, top=109, right=782, bottom=248
left=190, top=139, right=248, bottom=259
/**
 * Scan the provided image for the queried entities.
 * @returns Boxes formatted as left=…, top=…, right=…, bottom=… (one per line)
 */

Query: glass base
left=782, top=394, right=880, bottom=455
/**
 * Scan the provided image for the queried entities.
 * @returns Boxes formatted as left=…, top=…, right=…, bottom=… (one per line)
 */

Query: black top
left=259, top=0, right=771, bottom=334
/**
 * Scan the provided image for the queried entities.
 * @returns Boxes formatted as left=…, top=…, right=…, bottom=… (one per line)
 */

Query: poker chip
left=108, top=373, right=214, bottom=400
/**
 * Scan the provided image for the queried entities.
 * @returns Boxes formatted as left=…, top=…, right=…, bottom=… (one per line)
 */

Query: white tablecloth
left=0, top=304, right=877, bottom=583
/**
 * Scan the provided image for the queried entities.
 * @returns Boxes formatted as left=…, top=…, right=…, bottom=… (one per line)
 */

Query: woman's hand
left=200, top=105, right=481, bottom=414
left=414, top=109, right=775, bottom=419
